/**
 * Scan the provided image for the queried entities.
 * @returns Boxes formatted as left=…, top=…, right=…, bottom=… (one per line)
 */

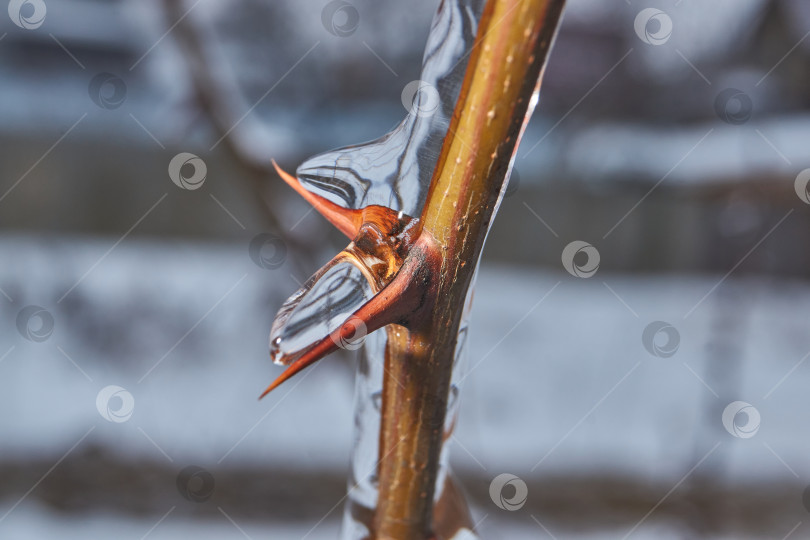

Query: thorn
left=259, top=245, right=433, bottom=399
left=259, top=300, right=386, bottom=399
left=272, top=160, right=363, bottom=238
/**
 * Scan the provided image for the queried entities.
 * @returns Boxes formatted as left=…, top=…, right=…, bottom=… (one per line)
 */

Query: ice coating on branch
left=266, top=0, right=485, bottom=384
left=266, top=0, right=562, bottom=535
left=297, top=0, right=485, bottom=216
left=270, top=260, right=373, bottom=366
left=266, top=204, right=417, bottom=370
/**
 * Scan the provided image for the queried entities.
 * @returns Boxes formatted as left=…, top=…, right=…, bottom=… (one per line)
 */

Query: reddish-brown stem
left=259, top=0, right=566, bottom=537
left=373, top=1, right=566, bottom=538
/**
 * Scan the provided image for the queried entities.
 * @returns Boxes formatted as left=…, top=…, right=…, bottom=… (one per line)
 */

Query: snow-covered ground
left=1, top=235, right=808, bottom=538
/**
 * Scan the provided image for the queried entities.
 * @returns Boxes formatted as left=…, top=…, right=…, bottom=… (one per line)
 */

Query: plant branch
left=161, top=0, right=320, bottom=268
left=256, top=0, right=567, bottom=537
left=373, top=1, right=567, bottom=538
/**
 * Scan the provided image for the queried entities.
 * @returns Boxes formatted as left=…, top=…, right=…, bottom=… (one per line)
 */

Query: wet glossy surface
left=297, top=0, right=486, bottom=217
left=270, top=261, right=373, bottom=365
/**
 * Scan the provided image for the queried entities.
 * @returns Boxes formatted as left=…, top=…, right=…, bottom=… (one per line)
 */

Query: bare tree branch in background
left=161, top=0, right=323, bottom=270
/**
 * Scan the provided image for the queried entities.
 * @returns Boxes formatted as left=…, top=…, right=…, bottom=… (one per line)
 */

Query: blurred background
left=2, top=0, right=810, bottom=538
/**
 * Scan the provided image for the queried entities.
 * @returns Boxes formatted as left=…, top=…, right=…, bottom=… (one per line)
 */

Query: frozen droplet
left=269, top=260, right=373, bottom=365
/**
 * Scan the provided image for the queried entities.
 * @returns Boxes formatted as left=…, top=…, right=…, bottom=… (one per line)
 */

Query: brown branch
left=374, top=1, right=567, bottom=537
left=245, top=0, right=566, bottom=537
left=161, top=0, right=319, bottom=269
left=162, top=0, right=280, bottom=176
